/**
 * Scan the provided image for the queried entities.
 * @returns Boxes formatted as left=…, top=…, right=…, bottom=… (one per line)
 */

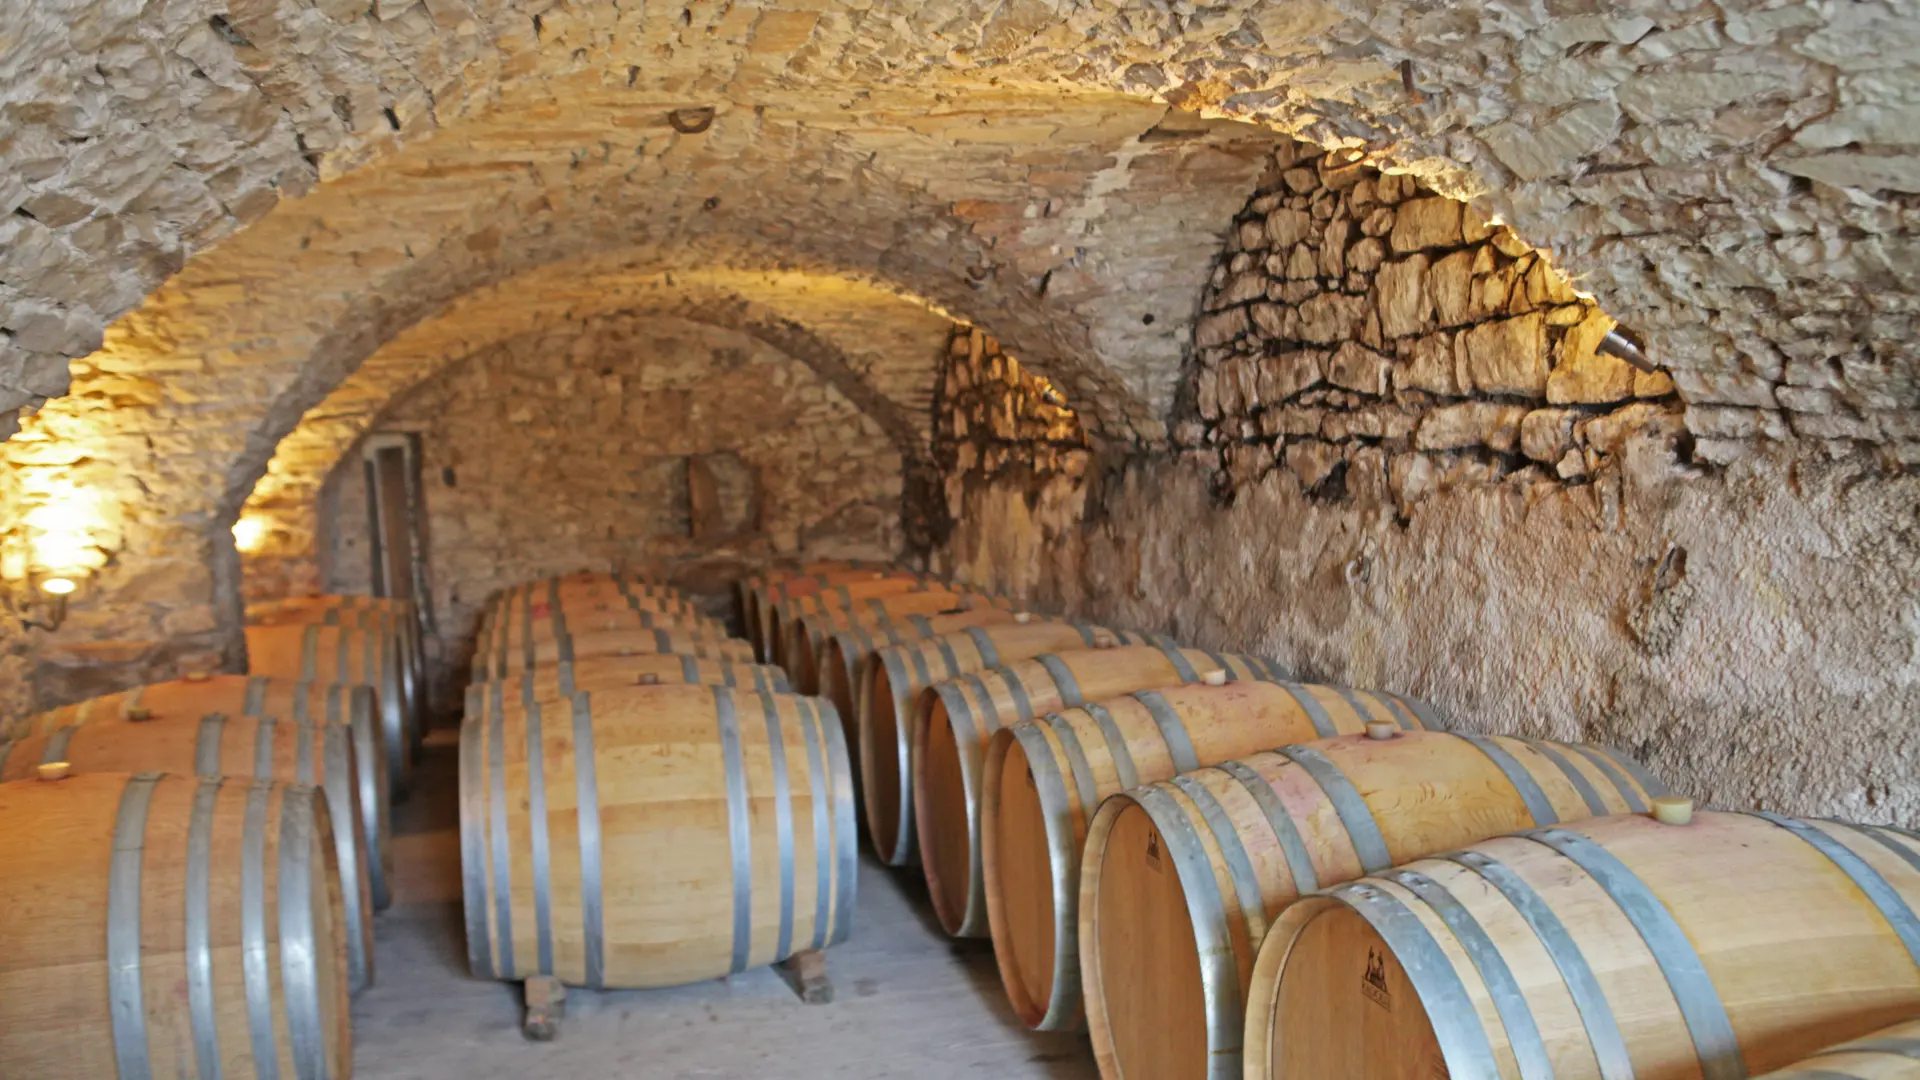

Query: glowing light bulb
left=40, top=577, right=76, bottom=596
left=232, top=515, right=270, bottom=554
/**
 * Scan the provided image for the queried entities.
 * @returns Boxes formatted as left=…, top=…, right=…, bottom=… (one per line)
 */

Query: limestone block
left=1459, top=313, right=1549, bottom=396
left=1250, top=303, right=1290, bottom=338
left=1238, top=218, right=1268, bottom=251
left=1195, top=307, right=1250, bottom=348
left=1548, top=308, right=1633, bottom=404
left=1260, top=349, right=1325, bottom=401
left=1482, top=99, right=1622, bottom=181
left=1319, top=218, right=1351, bottom=277
left=1416, top=402, right=1529, bottom=452
left=1348, top=236, right=1385, bottom=274
left=1284, top=440, right=1341, bottom=489
left=1396, top=333, right=1458, bottom=396
left=1375, top=255, right=1430, bottom=338
left=1390, top=197, right=1463, bottom=253
left=1265, top=207, right=1312, bottom=248
left=1296, top=293, right=1369, bottom=344
left=1361, top=207, right=1395, bottom=238
left=1428, top=249, right=1477, bottom=327
left=1326, top=342, right=1392, bottom=397
left=1520, top=408, right=1579, bottom=462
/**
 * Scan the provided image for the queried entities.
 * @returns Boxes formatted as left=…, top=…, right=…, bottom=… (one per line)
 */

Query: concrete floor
left=352, top=729, right=1101, bottom=1079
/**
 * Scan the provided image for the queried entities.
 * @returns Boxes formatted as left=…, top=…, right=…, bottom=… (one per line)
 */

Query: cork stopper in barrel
left=1015, top=612, right=1033, bottom=625
left=183, top=670, right=211, bottom=683
left=126, top=707, right=154, bottom=722
left=1652, top=797, right=1694, bottom=826
left=637, top=673, right=660, bottom=686
left=1365, top=720, right=1399, bottom=741
left=1200, top=669, right=1228, bottom=687
left=36, top=762, right=71, bottom=781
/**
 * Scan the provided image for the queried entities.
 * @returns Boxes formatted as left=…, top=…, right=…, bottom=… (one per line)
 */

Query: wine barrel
left=460, top=684, right=858, bottom=988
left=914, top=643, right=1284, bottom=937
left=1755, top=1019, right=1920, bottom=1078
left=481, top=577, right=708, bottom=632
left=818, top=609, right=1021, bottom=729
left=1077, top=731, right=1665, bottom=1076
left=476, top=626, right=756, bottom=680
left=783, top=589, right=1013, bottom=694
left=859, top=620, right=1145, bottom=868
left=481, top=592, right=723, bottom=655
left=752, top=568, right=933, bottom=660
left=251, top=600, right=425, bottom=757
left=463, top=656, right=790, bottom=716
left=766, top=577, right=949, bottom=669
left=246, top=623, right=413, bottom=799
left=0, top=772, right=351, bottom=1080
left=21, top=675, right=393, bottom=910
left=0, top=715, right=377, bottom=993
left=982, top=681, right=1441, bottom=1032
left=739, top=563, right=898, bottom=650
left=1245, top=812, right=1920, bottom=1080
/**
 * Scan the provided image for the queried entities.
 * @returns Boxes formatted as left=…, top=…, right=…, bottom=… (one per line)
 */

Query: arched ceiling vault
left=247, top=265, right=959, bottom=521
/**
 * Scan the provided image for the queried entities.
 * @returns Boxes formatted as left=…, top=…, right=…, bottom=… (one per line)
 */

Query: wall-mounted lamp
left=4, top=572, right=81, bottom=631
left=233, top=514, right=271, bottom=555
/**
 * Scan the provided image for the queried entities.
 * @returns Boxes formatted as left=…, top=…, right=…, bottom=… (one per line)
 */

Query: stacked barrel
left=816, top=566, right=1920, bottom=1080
left=0, top=591, right=418, bottom=1078
left=459, top=568, right=857, bottom=991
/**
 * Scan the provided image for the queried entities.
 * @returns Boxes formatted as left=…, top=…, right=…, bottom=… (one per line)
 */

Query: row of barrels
left=0, top=592, right=425, bottom=1078
left=458, top=570, right=858, bottom=991
left=744, top=563, right=1920, bottom=1080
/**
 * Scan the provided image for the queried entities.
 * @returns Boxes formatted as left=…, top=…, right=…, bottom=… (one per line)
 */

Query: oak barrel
left=1, top=715, right=377, bottom=993
left=1077, top=731, right=1665, bottom=1076
left=0, top=772, right=351, bottom=1080
left=1245, top=812, right=1920, bottom=1080
left=1754, top=1019, right=1920, bottom=1078
left=740, top=564, right=903, bottom=651
left=818, top=609, right=1021, bottom=732
left=751, top=568, right=934, bottom=660
left=783, top=589, right=1015, bottom=694
left=246, top=622, right=414, bottom=798
left=765, top=577, right=948, bottom=669
left=463, top=656, right=790, bottom=716
left=858, top=620, right=1142, bottom=867
left=476, top=626, right=756, bottom=680
left=21, top=675, right=393, bottom=910
left=460, top=684, right=858, bottom=988
left=914, top=643, right=1283, bottom=936
left=250, top=596, right=424, bottom=748
left=981, top=680, right=1440, bottom=1032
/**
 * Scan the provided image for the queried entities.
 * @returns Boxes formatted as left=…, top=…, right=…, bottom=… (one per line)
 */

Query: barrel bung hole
left=1092, top=803, right=1209, bottom=1080
left=1270, top=906, right=1444, bottom=1079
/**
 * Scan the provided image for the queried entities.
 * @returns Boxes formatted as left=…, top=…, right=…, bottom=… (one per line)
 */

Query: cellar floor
left=352, top=727, right=1101, bottom=1079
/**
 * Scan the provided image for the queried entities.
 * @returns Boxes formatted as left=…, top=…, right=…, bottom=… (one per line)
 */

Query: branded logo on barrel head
left=1362, top=948, right=1392, bottom=1010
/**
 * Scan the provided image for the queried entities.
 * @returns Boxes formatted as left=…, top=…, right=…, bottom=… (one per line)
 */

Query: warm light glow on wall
left=21, top=481, right=109, bottom=574
left=232, top=514, right=271, bottom=554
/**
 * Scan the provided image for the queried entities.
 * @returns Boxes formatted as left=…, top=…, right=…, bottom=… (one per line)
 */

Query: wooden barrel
left=859, top=620, right=1144, bottom=868
left=463, top=656, right=791, bottom=716
left=1244, top=812, right=1920, bottom=1080
left=246, top=623, right=413, bottom=799
left=982, top=681, right=1441, bottom=1032
left=1, top=715, right=378, bottom=994
left=459, top=684, right=858, bottom=988
left=914, top=643, right=1284, bottom=937
left=21, top=675, right=393, bottom=911
left=1754, top=1019, right=1920, bottom=1078
left=1076, top=731, right=1666, bottom=1075
left=818, top=609, right=1020, bottom=730
left=482, top=592, right=722, bottom=652
left=738, top=563, right=894, bottom=650
left=783, top=589, right=1013, bottom=693
left=766, top=577, right=949, bottom=669
left=0, top=772, right=351, bottom=1079
left=476, top=626, right=756, bottom=680
left=481, top=578, right=706, bottom=631
left=752, top=568, right=932, bottom=660
left=251, top=600, right=425, bottom=755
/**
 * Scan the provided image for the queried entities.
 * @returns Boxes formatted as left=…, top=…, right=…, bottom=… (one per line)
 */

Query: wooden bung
left=856, top=621, right=1147, bottom=868
left=36, top=761, right=70, bottom=781
left=460, top=685, right=858, bottom=989
left=460, top=657, right=790, bottom=719
left=21, top=675, right=393, bottom=912
left=980, top=680, right=1442, bottom=1034
left=1, top=713, right=378, bottom=994
left=246, top=622, right=415, bottom=799
left=0, top=773, right=352, bottom=1080
left=1075, top=731, right=1667, bottom=1076
left=1244, top=812, right=1920, bottom=1080
left=913, top=643, right=1285, bottom=938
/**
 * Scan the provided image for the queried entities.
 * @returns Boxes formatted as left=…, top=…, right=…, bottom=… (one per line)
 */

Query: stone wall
left=943, top=144, right=1919, bottom=826
left=313, top=313, right=904, bottom=688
